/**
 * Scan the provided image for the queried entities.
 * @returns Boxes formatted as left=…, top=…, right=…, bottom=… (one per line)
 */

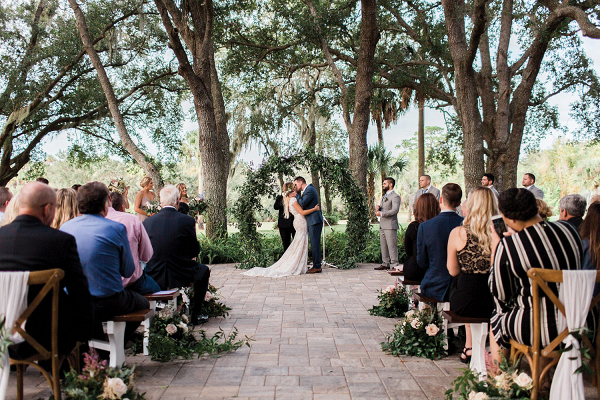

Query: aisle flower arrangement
left=58, top=350, right=145, bottom=399
left=381, top=306, right=446, bottom=359
left=368, top=283, right=410, bottom=318
left=445, top=357, right=533, bottom=399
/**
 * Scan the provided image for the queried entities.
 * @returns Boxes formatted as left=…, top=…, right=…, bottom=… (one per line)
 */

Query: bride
left=242, top=183, right=320, bottom=278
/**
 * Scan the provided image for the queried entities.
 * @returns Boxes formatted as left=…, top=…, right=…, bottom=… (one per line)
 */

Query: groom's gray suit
left=379, top=190, right=401, bottom=268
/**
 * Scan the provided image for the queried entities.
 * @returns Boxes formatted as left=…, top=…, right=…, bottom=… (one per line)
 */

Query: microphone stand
left=322, top=216, right=337, bottom=269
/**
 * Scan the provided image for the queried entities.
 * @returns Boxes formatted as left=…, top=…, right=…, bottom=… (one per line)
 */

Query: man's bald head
left=19, top=182, right=57, bottom=225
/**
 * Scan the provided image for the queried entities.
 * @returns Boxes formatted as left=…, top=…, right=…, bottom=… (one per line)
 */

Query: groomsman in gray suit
left=415, top=175, right=440, bottom=201
left=481, top=173, right=499, bottom=197
left=522, top=173, right=544, bottom=199
left=374, top=178, right=401, bottom=271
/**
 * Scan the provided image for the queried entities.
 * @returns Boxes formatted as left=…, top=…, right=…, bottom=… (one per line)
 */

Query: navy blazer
left=296, top=184, right=323, bottom=226
left=417, top=211, right=464, bottom=301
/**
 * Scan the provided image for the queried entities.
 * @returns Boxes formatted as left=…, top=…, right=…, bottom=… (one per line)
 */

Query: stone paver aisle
left=7, top=263, right=464, bottom=400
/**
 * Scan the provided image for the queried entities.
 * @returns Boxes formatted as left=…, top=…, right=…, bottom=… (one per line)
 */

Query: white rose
left=468, top=392, right=477, bottom=400
left=165, top=324, right=178, bottom=335
left=410, top=318, right=422, bottom=329
left=205, top=292, right=213, bottom=301
left=474, top=393, right=488, bottom=400
left=181, top=314, right=189, bottom=323
left=513, top=372, right=533, bottom=389
left=494, top=372, right=511, bottom=391
left=405, top=310, right=416, bottom=321
left=425, top=324, right=439, bottom=336
left=105, top=377, right=128, bottom=398
left=177, top=321, right=189, bottom=333
left=384, top=285, right=395, bottom=294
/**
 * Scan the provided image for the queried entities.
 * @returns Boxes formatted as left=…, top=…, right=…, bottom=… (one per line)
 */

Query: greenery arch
left=231, top=149, right=369, bottom=270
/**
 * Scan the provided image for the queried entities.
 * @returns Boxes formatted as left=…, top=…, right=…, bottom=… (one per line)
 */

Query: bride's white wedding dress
left=242, top=198, right=309, bottom=278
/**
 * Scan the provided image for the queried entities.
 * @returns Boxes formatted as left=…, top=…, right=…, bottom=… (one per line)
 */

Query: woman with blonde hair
left=447, top=186, right=498, bottom=363
left=536, top=198, right=553, bottom=220
left=134, top=176, right=156, bottom=222
left=52, top=188, right=79, bottom=229
left=176, top=182, right=190, bottom=214
left=1, top=194, right=20, bottom=226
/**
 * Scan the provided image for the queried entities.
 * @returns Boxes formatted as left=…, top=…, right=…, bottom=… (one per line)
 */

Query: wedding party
left=3, top=0, right=600, bottom=399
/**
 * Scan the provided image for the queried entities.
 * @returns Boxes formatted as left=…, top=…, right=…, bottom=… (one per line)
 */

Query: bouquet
left=445, top=356, right=533, bottom=399
left=108, top=178, right=128, bottom=194
left=368, top=283, right=410, bottom=318
left=57, top=350, right=145, bottom=399
left=142, top=199, right=161, bottom=215
left=188, top=196, right=209, bottom=218
left=381, top=306, right=446, bottom=359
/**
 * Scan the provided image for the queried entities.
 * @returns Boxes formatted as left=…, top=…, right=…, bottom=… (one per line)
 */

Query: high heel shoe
left=460, top=347, right=472, bottom=364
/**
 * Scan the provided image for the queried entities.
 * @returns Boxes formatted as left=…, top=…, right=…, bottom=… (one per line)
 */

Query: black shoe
left=191, top=314, right=209, bottom=325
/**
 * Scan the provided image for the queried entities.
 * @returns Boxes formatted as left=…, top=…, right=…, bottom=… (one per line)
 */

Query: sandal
left=460, top=347, right=472, bottom=364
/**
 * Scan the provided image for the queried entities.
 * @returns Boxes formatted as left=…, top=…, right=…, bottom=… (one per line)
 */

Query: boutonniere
left=384, top=197, right=389, bottom=202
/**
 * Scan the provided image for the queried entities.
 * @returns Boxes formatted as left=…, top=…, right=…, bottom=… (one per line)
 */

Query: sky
left=41, top=37, right=600, bottom=165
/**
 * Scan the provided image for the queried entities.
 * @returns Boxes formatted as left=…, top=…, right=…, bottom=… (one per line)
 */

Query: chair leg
left=16, top=364, right=24, bottom=400
left=531, top=350, right=540, bottom=400
left=106, top=321, right=126, bottom=368
left=142, top=316, right=152, bottom=356
left=470, top=323, right=488, bottom=380
left=52, top=354, right=61, bottom=400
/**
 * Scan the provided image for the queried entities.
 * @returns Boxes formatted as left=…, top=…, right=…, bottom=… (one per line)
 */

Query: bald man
left=0, top=182, right=93, bottom=359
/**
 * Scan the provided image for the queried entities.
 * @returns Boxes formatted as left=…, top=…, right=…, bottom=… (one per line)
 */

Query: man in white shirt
left=522, top=173, right=544, bottom=199
left=0, top=187, right=13, bottom=223
left=415, top=175, right=440, bottom=201
left=481, top=173, right=499, bottom=197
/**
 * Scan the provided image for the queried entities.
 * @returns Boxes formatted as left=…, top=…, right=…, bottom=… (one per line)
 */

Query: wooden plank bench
left=142, top=290, right=180, bottom=355
left=443, top=310, right=490, bottom=378
left=89, top=308, right=154, bottom=368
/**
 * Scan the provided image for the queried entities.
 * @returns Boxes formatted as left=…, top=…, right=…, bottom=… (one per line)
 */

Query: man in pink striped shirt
left=106, top=192, right=159, bottom=294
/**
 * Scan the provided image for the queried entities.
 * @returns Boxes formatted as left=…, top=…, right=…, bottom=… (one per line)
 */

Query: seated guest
left=488, top=188, right=588, bottom=368
left=176, top=182, right=190, bottom=215
left=71, top=184, right=81, bottom=192
left=417, top=183, right=463, bottom=301
left=51, top=188, right=79, bottom=229
left=581, top=203, right=600, bottom=272
left=447, top=187, right=497, bottom=363
left=536, top=198, right=553, bottom=221
left=36, top=177, right=49, bottom=185
left=1, top=194, right=20, bottom=227
left=0, top=182, right=92, bottom=357
left=0, top=187, right=13, bottom=223
left=60, top=182, right=149, bottom=339
left=106, top=192, right=159, bottom=295
left=403, top=193, right=440, bottom=281
left=144, top=185, right=210, bottom=325
left=558, top=193, right=586, bottom=231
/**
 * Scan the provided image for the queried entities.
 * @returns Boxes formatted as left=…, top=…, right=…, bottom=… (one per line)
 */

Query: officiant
left=274, top=182, right=296, bottom=251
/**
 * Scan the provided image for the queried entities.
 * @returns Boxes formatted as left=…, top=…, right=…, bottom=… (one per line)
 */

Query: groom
left=294, top=176, right=323, bottom=274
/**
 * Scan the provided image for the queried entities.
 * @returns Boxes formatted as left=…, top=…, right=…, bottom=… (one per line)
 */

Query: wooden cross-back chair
left=510, top=268, right=600, bottom=400
left=6, top=269, right=80, bottom=400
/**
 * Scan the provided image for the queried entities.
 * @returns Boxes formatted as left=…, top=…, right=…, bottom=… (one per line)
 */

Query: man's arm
left=117, top=226, right=135, bottom=278
left=416, top=224, right=429, bottom=269
left=380, top=194, right=400, bottom=217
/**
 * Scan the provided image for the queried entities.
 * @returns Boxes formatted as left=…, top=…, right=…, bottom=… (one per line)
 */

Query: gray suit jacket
left=416, top=186, right=440, bottom=201
left=379, top=191, right=400, bottom=230
left=489, top=186, right=499, bottom=197
left=527, top=185, right=544, bottom=199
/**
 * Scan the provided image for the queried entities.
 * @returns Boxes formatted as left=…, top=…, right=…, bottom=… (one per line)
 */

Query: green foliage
left=185, top=285, right=232, bottom=319
left=198, top=233, right=285, bottom=265
left=368, top=285, right=410, bottom=318
left=381, top=307, right=446, bottom=360
left=0, top=315, right=12, bottom=356
left=445, top=356, right=533, bottom=400
left=323, top=228, right=406, bottom=266
left=231, top=149, right=369, bottom=269
left=57, top=350, right=145, bottom=399
left=147, top=309, right=251, bottom=362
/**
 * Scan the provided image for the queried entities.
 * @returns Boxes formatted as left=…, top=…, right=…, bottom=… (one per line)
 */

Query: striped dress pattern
left=488, top=220, right=584, bottom=349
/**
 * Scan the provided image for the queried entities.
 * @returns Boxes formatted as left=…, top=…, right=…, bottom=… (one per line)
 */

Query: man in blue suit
left=294, top=176, right=324, bottom=274
left=417, top=183, right=463, bottom=301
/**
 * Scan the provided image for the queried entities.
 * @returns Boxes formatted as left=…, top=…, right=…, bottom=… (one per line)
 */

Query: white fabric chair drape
left=549, top=270, right=596, bottom=400
left=0, top=271, right=29, bottom=400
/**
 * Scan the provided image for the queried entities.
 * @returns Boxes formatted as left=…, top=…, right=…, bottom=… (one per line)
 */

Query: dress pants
left=308, top=224, right=322, bottom=269
left=279, top=226, right=296, bottom=252
left=127, top=272, right=161, bottom=295
left=92, top=289, right=150, bottom=341
left=191, top=265, right=211, bottom=316
left=380, top=228, right=399, bottom=266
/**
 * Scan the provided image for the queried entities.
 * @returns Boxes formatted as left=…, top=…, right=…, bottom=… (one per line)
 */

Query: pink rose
left=165, top=324, right=178, bottom=335
left=102, top=377, right=128, bottom=399
left=512, top=372, right=533, bottom=389
left=205, top=292, right=213, bottom=301
left=425, top=324, right=439, bottom=336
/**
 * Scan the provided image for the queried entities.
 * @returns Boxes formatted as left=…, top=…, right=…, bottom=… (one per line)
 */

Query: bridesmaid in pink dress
left=134, top=176, right=156, bottom=222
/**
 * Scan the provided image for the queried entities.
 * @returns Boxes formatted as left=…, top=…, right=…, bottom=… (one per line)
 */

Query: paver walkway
left=8, top=263, right=466, bottom=399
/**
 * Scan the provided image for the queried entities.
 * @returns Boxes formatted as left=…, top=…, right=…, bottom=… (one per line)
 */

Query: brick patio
left=7, top=263, right=468, bottom=400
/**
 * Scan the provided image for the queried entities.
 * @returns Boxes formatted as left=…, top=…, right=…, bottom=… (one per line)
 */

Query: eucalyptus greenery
left=0, top=315, right=12, bottom=356
left=231, top=149, right=369, bottom=269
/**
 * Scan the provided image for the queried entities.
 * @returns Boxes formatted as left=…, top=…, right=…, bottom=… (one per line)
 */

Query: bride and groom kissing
left=243, top=176, right=323, bottom=278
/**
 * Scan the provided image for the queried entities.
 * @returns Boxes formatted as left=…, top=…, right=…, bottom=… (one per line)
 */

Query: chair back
left=527, top=268, right=600, bottom=357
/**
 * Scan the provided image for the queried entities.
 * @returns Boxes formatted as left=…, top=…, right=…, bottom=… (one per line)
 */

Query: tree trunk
left=348, top=0, right=379, bottom=193
left=367, top=172, right=377, bottom=222
left=324, top=181, right=332, bottom=215
left=376, top=114, right=384, bottom=145
left=68, top=0, right=163, bottom=188
left=417, top=95, right=425, bottom=178
left=308, top=119, right=321, bottom=201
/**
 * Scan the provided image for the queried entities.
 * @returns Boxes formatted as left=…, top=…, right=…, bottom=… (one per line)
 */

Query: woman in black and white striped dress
left=487, top=188, right=585, bottom=367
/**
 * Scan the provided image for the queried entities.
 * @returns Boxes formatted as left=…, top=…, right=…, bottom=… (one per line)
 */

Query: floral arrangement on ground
left=445, top=356, right=533, bottom=400
left=184, top=285, right=232, bottom=318
left=55, top=350, right=145, bottom=400
left=381, top=306, right=446, bottom=360
left=368, top=283, right=410, bottom=318
left=147, top=307, right=250, bottom=362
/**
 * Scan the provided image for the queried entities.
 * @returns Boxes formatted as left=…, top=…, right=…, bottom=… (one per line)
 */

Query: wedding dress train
left=242, top=198, right=309, bottom=278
